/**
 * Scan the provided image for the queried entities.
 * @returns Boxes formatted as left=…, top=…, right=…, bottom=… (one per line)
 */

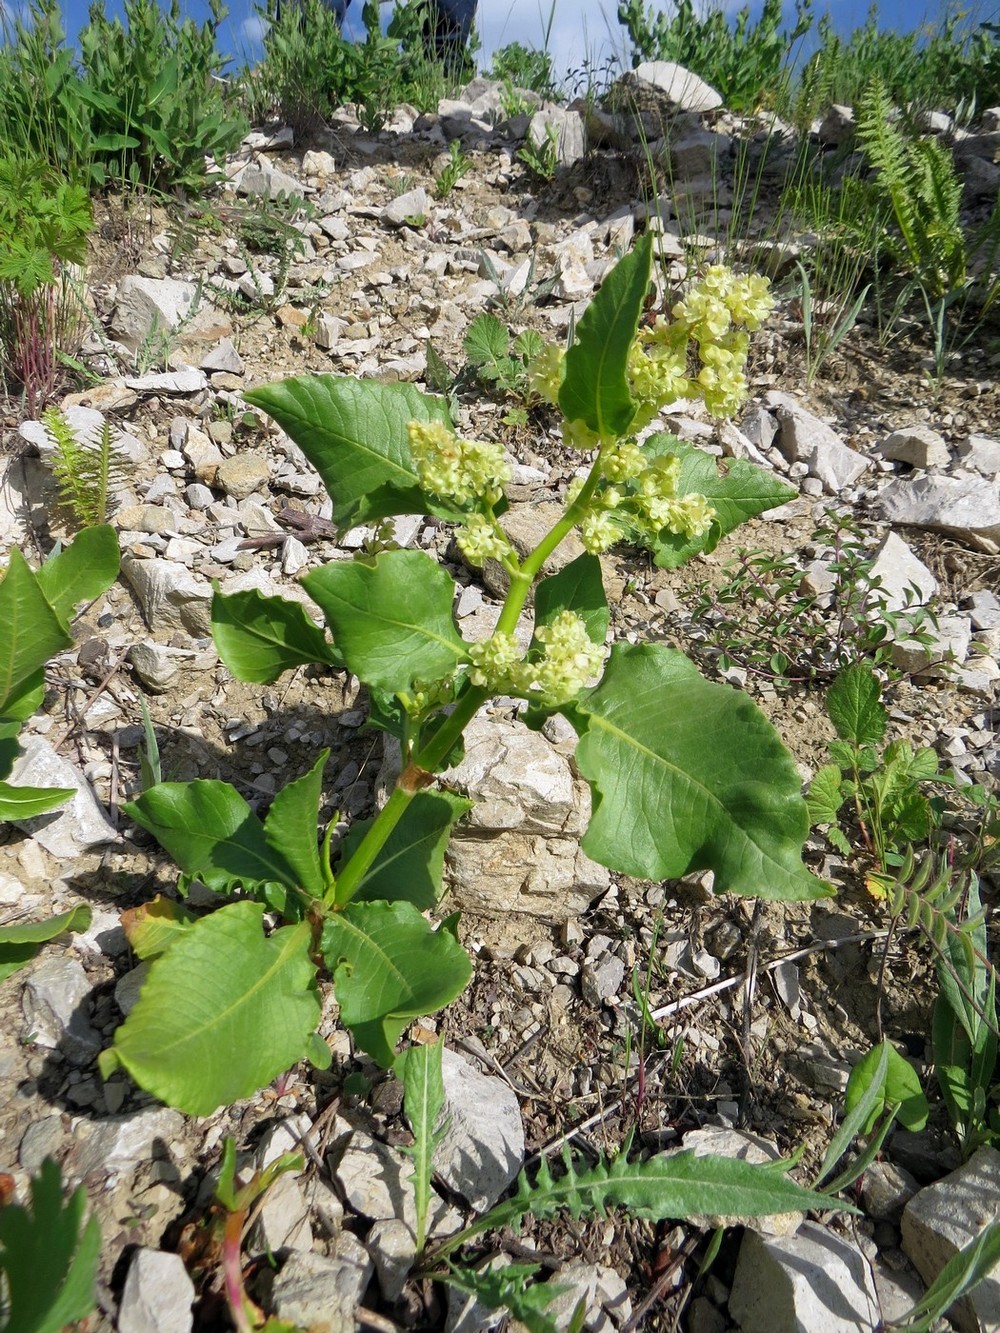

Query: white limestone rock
left=442, top=715, right=611, bottom=919
left=434, top=1048, right=524, bottom=1212
left=879, top=474, right=1000, bottom=554
left=9, top=738, right=119, bottom=855
left=902, top=1146, right=1000, bottom=1333
left=868, top=531, right=938, bottom=612
left=621, top=61, right=723, bottom=114
left=119, top=1249, right=195, bottom=1333
left=880, top=424, right=951, bottom=470
left=729, top=1222, right=879, bottom=1331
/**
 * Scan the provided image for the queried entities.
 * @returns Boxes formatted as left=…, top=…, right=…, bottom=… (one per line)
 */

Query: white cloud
left=239, top=13, right=268, bottom=45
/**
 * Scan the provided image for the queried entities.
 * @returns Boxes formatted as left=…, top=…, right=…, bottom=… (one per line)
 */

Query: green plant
left=685, top=514, right=931, bottom=687
left=0, top=527, right=119, bottom=979
left=433, top=139, right=472, bottom=200
left=0, top=155, right=91, bottom=414
left=0, top=1158, right=100, bottom=1332
left=487, top=41, right=558, bottom=99
left=246, top=0, right=443, bottom=137
left=405, top=1039, right=839, bottom=1326
left=794, top=259, right=870, bottom=389
left=931, top=873, right=999, bottom=1157
left=99, top=236, right=829, bottom=1119
left=793, top=7, right=1000, bottom=127
left=814, top=1039, right=929, bottom=1198
left=518, top=123, right=561, bottom=181
left=0, top=0, right=96, bottom=188
left=43, top=408, right=126, bottom=529
left=77, top=0, right=247, bottom=193
left=617, top=0, right=812, bottom=113
left=808, top=663, right=950, bottom=869
left=0, top=0, right=245, bottom=194
left=461, top=313, right=545, bottom=414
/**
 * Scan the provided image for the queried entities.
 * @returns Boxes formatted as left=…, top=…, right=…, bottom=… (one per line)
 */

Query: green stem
left=332, top=452, right=605, bottom=909
left=332, top=683, right=488, bottom=907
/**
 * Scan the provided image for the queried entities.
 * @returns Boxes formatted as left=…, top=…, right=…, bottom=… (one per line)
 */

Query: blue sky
left=19, top=0, right=1000, bottom=81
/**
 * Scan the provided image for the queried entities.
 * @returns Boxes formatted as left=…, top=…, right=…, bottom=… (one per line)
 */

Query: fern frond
left=857, top=77, right=967, bottom=300
left=44, top=408, right=126, bottom=528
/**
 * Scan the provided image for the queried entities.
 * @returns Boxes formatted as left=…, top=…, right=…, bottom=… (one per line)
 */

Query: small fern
left=856, top=78, right=967, bottom=302
left=43, top=406, right=125, bottom=528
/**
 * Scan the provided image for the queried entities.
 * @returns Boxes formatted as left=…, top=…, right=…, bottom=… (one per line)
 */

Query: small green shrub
left=487, top=41, right=558, bottom=99
left=617, top=0, right=812, bottom=113
left=245, top=0, right=457, bottom=136
left=77, top=0, right=247, bottom=192
left=0, top=0, right=246, bottom=194
left=794, top=6, right=1000, bottom=126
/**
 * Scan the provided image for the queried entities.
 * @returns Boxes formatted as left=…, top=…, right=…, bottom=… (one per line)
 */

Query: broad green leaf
left=34, top=526, right=119, bottom=623
left=263, top=751, right=329, bottom=900
left=0, top=677, right=43, bottom=728
left=339, top=789, right=471, bottom=910
left=0, top=782, right=74, bottom=820
left=637, top=438, right=798, bottom=569
left=828, top=663, right=887, bottom=746
left=559, top=233, right=651, bottom=438
left=0, top=905, right=92, bottom=983
left=321, top=902, right=472, bottom=1067
left=120, top=896, right=197, bottom=960
left=125, top=781, right=298, bottom=896
left=806, top=763, right=846, bottom=829
left=304, top=551, right=465, bottom=697
left=0, top=1157, right=100, bottom=1333
left=574, top=644, right=829, bottom=900
left=0, top=550, right=72, bottom=717
left=892, top=1219, right=1000, bottom=1333
left=464, top=312, right=510, bottom=365
left=100, top=902, right=320, bottom=1116
left=846, top=1041, right=928, bottom=1132
left=533, top=552, right=609, bottom=647
left=244, top=376, right=457, bottom=530
left=212, top=587, right=340, bottom=684
left=399, top=1037, right=448, bottom=1252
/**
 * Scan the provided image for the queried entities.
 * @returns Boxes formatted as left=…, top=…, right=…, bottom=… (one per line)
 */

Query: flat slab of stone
left=9, top=738, right=120, bottom=856
left=879, top=475, right=1000, bottom=554
left=435, top=1048, right=524, bottom=1211
left=119, top=1249, right=194, bottom=1333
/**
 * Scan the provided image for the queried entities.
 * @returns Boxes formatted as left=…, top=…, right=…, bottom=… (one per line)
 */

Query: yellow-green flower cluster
left=528, top=342, right=565, bottom=405
left=407, top=419, right=511, bottom=508
left=569, top=450, right=716, bottom=554
left=626, top=317, right=693, bottom=428
left=455, top=514, right=513, bottom=567
left=466, top=631, right=523, bottom=689
left=672, top=267, right=774, bottom=419
left=528, top=611, right=606, bottom=704
left=465, top=612, right=606, bottom=705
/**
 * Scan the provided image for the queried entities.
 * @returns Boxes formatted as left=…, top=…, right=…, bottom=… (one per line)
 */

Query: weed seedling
left=433, top=139, right=472, bottom=200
